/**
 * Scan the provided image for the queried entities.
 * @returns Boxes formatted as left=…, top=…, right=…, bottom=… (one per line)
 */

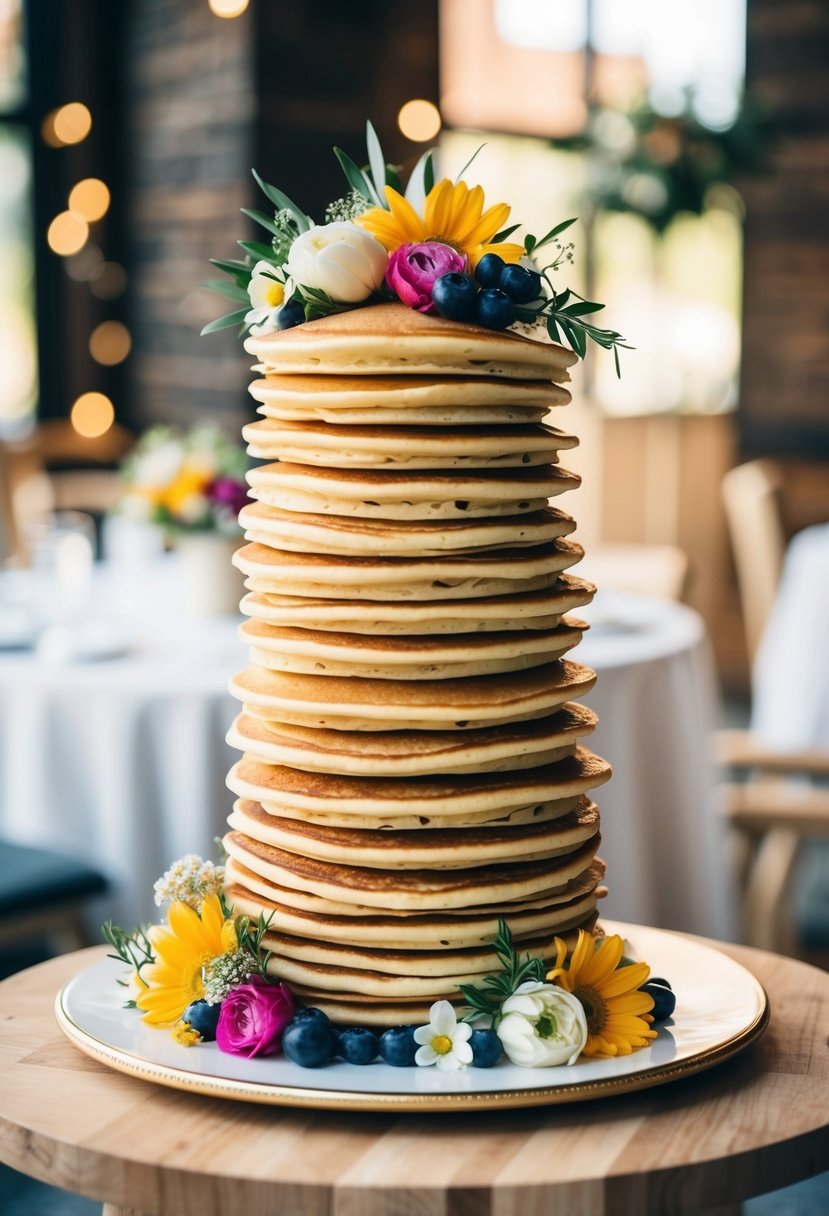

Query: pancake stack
left=223, top=302, right=611, bottom=1025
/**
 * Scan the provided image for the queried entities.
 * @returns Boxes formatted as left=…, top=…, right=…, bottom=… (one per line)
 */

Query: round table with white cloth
left=0, top=558, right=735, bottom=938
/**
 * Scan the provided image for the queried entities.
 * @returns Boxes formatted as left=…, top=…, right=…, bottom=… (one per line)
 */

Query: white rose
left=287, top=222, right=387, bottom=303
left=497, top=981, right=587, bottom=1067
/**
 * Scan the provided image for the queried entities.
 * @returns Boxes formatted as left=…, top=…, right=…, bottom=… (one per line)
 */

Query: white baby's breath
left=153, top=855, right=225, bottom=910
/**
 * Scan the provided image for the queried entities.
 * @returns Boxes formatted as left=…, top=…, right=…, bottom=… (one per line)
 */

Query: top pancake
left=245, top=302, right=578, bottom=380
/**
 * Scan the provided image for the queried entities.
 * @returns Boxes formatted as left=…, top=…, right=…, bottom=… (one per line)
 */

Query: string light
left=89, top=321, right=132, bottom=366
left=208, top=0, right=249, bottom=16
left=42, top=102, right=92, bottom=147
left=68, top=178, right=111, bottom=222
left=47, top=211, right=89, bottom=256
left=397, top=99, right=442, bottom=143
left=70, top=392, right=115, bottom=438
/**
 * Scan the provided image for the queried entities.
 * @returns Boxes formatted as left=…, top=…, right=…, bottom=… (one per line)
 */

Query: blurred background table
left=0, top=553, right=240, bottom=926
left=0, top=553, right=733, bottom=938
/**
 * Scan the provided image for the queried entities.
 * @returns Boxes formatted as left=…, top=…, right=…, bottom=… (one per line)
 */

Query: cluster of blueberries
left=432, top=253, right=543, bottom=331
left=182, top=978, right=675, bottom=1069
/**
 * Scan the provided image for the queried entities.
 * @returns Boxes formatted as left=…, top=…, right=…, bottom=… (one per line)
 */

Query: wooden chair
left=719, top=460, right=829, bottom=957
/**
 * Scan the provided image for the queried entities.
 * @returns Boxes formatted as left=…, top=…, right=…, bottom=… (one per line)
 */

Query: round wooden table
left=0, top=941, right=826, bottom=1216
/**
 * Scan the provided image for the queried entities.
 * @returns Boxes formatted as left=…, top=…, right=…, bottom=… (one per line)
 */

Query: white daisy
left=413, top=1000, right=473, bottom=1071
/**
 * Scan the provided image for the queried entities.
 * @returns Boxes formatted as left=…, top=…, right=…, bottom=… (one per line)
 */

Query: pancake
left=242, top=418, right=578, bottom=468
left=238, top=617, right=585, bottom=681
left=226, top=746, right=612, bottom=822
left=239, top=575, right=596, bottom=635
left=245, top=302, right=578, bottom=380
left=228, top=658, right=596, bottom=730
left=239, top=502, right=576, bottom=558
left=226, top=703, right=597, bottom=777
left=234, top=540, right=584, bottom=603
left=246, top=461, right=581, bottom=521
left=228, top=796, right=599, bottom=870
left=224, top=855, right=606, bottom=946
left=223, top=828, right=602, bottom=911
left=248, top=372, right=571, bottom=425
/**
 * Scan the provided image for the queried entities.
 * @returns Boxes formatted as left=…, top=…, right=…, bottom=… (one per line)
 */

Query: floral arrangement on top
left=203, top=122, right=630, bottom=374
left=117, top=425, right=249, bottom=536
left=103, top=854, right=676, bottom=1071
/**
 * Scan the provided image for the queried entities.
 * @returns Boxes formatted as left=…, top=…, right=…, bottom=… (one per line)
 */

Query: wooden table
left=0, top=942, right=826, bottom=1216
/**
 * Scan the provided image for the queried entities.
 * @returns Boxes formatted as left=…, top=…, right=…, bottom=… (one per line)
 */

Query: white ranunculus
left=287, top=222, right=387, bottom=303
left=246, top=260, right=292, bottom=336
left=497, top=981, right=587, bottom=1067
left=131, top=439, right=184, bottom=489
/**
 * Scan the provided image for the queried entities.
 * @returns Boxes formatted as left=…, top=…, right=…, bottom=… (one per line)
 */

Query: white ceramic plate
left=56, top=921, right=768, bottom=1112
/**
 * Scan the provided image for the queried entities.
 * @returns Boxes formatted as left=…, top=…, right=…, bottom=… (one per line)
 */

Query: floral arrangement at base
left=103, top=856, right=676, bottom=1070
left=117, top=425, right=249, bottom=537
left=204, top=123, right=630, bottom=374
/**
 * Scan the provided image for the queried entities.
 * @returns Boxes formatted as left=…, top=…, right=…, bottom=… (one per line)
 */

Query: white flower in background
left=245, top=260, right=293, bottom=336
left=287, top=222, right=387, bottom=303
left=414, top=1000, right=473, bottom=1071
left=175, top=492, right=210, bottom=526
left=118, top=492, right=153, bottom=521
left=496, top=981, right=587, bottom=1067
left=130, top=437, right=184, bottom=491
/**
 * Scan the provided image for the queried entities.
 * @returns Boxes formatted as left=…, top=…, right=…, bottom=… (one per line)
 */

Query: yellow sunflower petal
left=605, top=991, right=655, bottom=1016
left=384, top=186, right=426, bottom=243
left=579, top=934, right=624, bottom=987
left=424, top=179, right=454, bottom=239
left=464, top=201, right=511, bottom=248
left=167, top=900, right=205, bottom=951
left=477, top=240, right=524, bottom=265
left=598, top=964, right=651, bottom=1001
left=453, top=184, right=485, bottom=239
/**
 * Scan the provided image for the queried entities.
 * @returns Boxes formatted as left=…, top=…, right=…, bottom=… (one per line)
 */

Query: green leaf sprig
left=458, top=918, right=547, bottom=1028
left=220, top=892, right=276, bottom=981
left=102, top=920, right=156, bottom=1007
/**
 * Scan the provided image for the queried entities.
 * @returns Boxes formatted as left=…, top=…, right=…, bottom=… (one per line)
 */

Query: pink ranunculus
left=385, top=241, right=466, bottom=313
left=215, top=976, right=294, bottom=1058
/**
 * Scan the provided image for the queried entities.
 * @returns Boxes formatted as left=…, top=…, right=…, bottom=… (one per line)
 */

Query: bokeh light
left=207, top=0, right=249, bottom=16
left=68, top=178, right=110, bottom=222
left=47, top=210, right=89, bottom=256
left=89, top=320, right=132, bottom=366
left=397, top=99, right=442, bottom=143
left=42, top=102, right=92, bottom=147
left=70, top=391, right=115, bottom=438
left=89, top=262, right=127, bottom=300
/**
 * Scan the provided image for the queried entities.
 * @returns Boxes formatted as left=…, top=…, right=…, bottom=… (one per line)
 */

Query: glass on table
left=25, top=510, right=96, bottom=628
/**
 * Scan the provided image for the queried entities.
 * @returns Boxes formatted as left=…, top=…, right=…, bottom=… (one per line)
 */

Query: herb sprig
left=458, top=918, right=547, bottom=1028
left=220, top=893, right=275, bottom=980
left=102, top=920, right=156, bottom=1007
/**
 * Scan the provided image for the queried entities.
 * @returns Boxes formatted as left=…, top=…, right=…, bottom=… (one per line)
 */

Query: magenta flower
left=385, top=241, right=467, bottom=312
left=207, top=477, right=249, bottom=518
left=215, top=976, right=294, bottom=1058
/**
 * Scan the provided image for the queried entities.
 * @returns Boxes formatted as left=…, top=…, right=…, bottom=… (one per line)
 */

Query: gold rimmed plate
left=55, top=922, right=768, bottom=1112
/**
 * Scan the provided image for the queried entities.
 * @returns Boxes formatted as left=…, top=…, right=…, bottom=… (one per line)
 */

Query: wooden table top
left=0, top=940, right=827, bottom=1216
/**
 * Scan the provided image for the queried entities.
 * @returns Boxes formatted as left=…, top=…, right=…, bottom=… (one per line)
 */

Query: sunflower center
left=432, top=1034, right=453, bottom=1055
left=535, top=1014, right=558, bottom=1039
left=180, top=952, right=211, bottom=1002
left=426, top=234, right=463, bottom=254
left=575, top=984, right=606, bottom=1033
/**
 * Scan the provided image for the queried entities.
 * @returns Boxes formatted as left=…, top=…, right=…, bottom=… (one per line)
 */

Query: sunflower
left=357, top=179, right=524, bottom=269
left=546, top=930, right=657, bottom=1058
left=135, top=894, right=237, bottom=1027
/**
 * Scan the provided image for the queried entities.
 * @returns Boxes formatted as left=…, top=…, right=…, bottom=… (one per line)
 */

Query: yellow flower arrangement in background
left=546, top=930, right=657, bottom=1058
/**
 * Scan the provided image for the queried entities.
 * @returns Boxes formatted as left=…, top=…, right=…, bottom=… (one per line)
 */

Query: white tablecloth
left=0, top=562, right=734, bottom=938
left=751, top=523, right=829, bottom=749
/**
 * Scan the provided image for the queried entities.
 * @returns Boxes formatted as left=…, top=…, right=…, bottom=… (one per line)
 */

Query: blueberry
left=339, top=1026, right=379, bottom=1065
left=469, top=1028, right=502, bottom=1068
left=282, top=1015, right=338, bottom=1067
left=474, top=252, right=505, bottom=288
left=277, top=299, right=305, bottom=329
left=499, top=263, right=542, bottom=304
left=378, top=1025, right=418, bottom=1067
left=432, top=272, right=478, bottom=322
left=475, top=288, right=515, bottom=330
left=182, top=999, right=221, bottom=1041
left=642, top=982, right=676, bottom=1022
left=649, top=977, right=672, bottom=990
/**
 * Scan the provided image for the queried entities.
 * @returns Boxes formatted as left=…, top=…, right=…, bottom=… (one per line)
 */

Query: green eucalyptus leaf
left=200, top=307, right=249, bottom=336
left=563, top=300, right=605, bottom=316
left=238, top=239, right=277, bottom=262
left=241, top=207, right=281, bottom=237
left=366, top=120, right=388, bottom=202
left=203, top=278, right=249, bottom=302
left=454, top=142, right=486, bottom=183
left=534, top=217, right=577, bottom=249
left=424, top=149, right=435, bottom=194
left=251, top=169, right=311, bottom=232
left=491, top=223, right=522, bottom=244
left=334, top=147, right=383, bottom=207
left=209, top=257, right=251, bottom=284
